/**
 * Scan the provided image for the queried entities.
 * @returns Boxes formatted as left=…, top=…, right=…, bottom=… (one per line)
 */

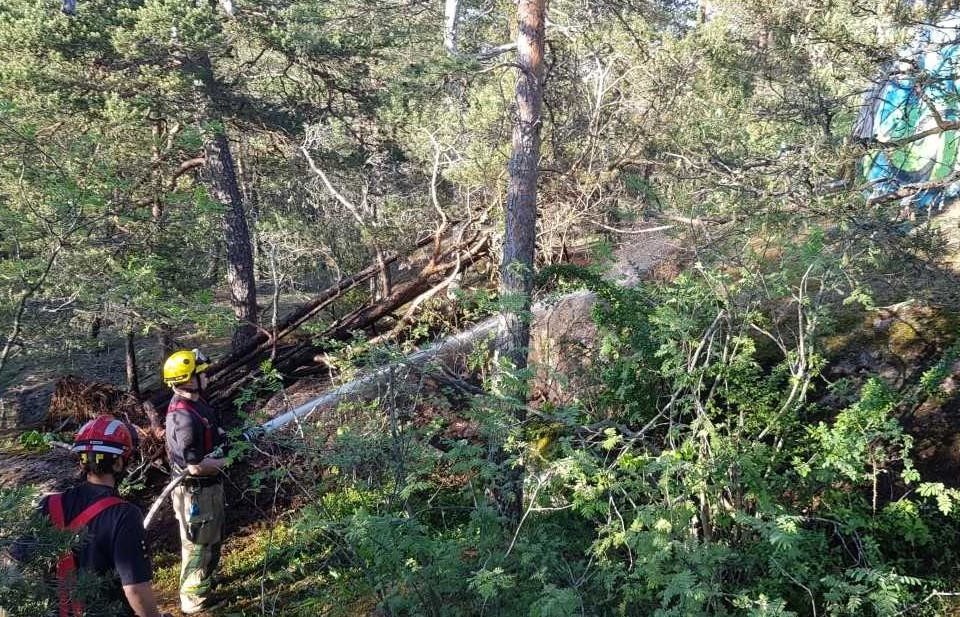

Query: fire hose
left=140, top=312, right=510, bottom=530
left=142, top=427, right=262, bottom=530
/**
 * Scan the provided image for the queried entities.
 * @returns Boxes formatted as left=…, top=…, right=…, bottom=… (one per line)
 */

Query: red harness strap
left=169, top=398, right=214, bottom=454
left=48, top=493, right=124, bottom=617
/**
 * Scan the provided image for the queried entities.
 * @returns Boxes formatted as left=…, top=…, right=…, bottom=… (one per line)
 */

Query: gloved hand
left=241, top=426, right=265, bottom=442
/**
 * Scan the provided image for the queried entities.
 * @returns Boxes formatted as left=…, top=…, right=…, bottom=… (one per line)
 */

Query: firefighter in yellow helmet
left=162, top=349, right=211, bottom=387
left=162, top=349, right=228, bottom=614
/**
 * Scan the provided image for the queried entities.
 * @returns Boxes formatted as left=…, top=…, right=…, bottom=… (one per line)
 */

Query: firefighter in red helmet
left=8, top=415, right=171, bottom=617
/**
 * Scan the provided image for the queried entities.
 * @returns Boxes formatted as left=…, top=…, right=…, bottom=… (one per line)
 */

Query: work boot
left=180, top=597, right=204, bottom=615
left=181, top=594, right=225, bottom=615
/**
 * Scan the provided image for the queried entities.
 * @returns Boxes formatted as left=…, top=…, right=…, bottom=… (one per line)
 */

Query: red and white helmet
left=72, top=415, right=137, bottom=462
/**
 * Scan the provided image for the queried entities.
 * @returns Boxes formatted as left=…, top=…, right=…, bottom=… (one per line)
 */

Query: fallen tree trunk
left=327, top=233, right=489, bottom=341
left=209, top=233, right=491, bottom=404
left=255, top=289, right=596, bottom=432
left=206, top=234, right=435, bottom=385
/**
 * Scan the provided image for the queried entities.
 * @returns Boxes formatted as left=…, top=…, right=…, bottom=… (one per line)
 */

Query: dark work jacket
left=165, top=394, right=224, bottom=470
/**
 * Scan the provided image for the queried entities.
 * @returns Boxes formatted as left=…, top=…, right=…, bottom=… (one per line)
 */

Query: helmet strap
left=172, top=381, right=201, bottom=401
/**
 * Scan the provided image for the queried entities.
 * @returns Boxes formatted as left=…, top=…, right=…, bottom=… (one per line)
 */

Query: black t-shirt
left=39, top=482, right=152, bottom=612
left=165, top=395, right=223, bottom=469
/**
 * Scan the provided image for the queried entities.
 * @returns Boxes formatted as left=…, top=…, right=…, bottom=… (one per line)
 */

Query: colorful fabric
left=856, top=13, right=960, bottom=211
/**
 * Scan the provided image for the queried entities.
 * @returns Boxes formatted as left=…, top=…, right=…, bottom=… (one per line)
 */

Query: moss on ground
left=153, top=518, right=376, bottom=616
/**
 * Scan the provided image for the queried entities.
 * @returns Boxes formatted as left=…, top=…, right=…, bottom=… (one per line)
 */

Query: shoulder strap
left=66, top=496, right=124, bottom=532
left=48, top=493, right=66, bottom=529
left=170, top=398, right=214, bottom=452
left=48, top=494, right=121, bottom=617
left=171, top=398, right=209, bottom=424
left=170, top=397, right=194, bottom=413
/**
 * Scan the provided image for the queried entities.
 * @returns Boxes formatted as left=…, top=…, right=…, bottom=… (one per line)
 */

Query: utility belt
left=171, top=472, right=225, bottom=546
left=181, top=474, right=222, bottom=488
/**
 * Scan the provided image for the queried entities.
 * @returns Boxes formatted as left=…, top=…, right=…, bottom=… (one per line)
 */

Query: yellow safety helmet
left=163, top=349, right=211, bottom=387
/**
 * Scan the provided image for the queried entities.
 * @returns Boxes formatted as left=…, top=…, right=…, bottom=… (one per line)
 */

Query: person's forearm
left=122, top=581, right=164, bottom=617
left=186, top=457, right=227, bottom=476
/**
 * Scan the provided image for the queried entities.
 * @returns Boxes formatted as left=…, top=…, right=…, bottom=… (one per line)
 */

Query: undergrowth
left=7, top=230, right=960, bottom=616
left=167, top=231, right=960, bottom=617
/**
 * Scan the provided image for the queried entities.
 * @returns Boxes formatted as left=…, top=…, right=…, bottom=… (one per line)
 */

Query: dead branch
left=169, top=156, right=206, bottom=188
left=205, top=237, right=433, bottom=386
left=368, top=252, right=463, bottom=346
left=205, top=233, right=489, bottom=405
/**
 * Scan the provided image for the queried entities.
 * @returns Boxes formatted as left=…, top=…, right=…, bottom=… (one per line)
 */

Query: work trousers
left=171, top=480, right=224, bottom=613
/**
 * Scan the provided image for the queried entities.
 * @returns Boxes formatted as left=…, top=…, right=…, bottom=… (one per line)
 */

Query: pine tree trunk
left=500, top=0, right=544, bottom=384
left=194, top=54, right=258, bottom=352
left=496, top=0, right=545, bottom=521
left=206, top=131, right=258, bottom=351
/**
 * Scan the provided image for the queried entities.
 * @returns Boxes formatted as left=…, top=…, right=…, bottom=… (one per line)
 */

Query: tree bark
left=496, top=0, right=545, bottom=521
left=155, top=329, right=175, bottom=370
left=207, top=131, right=258, bottom=352
left=444, top=0, right=461, bottom=55
left=501, top=0, right=545, bottom=374
left=125, top=330, right=140, bottom=398
left=194, top=54, right=258, bottom=353
left=151, top=117, right=164, bottom=227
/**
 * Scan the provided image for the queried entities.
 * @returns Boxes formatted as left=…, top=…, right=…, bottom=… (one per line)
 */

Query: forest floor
left=143, top=223, right=685, bottom=616
left=8, top=216, right=960, bottom=614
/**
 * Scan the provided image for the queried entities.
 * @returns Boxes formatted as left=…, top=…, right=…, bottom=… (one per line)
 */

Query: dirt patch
left=0, top=380, right=54, bottom=433
left=0, top=445, right=78, bottom=492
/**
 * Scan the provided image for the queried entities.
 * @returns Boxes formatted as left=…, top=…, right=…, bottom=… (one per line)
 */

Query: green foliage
left=540, top=263, right=660, bottom=423
left=0, top=488, right=56, bottom=617
left=6, top=0, right=960, bottom=615
left=806, top=378, right=919, bottom=490
left=233, top=359, right=285, bottom=415
left=919, top=340, right=960, bottom=396
left=16, top=430, right=48, bottom=451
